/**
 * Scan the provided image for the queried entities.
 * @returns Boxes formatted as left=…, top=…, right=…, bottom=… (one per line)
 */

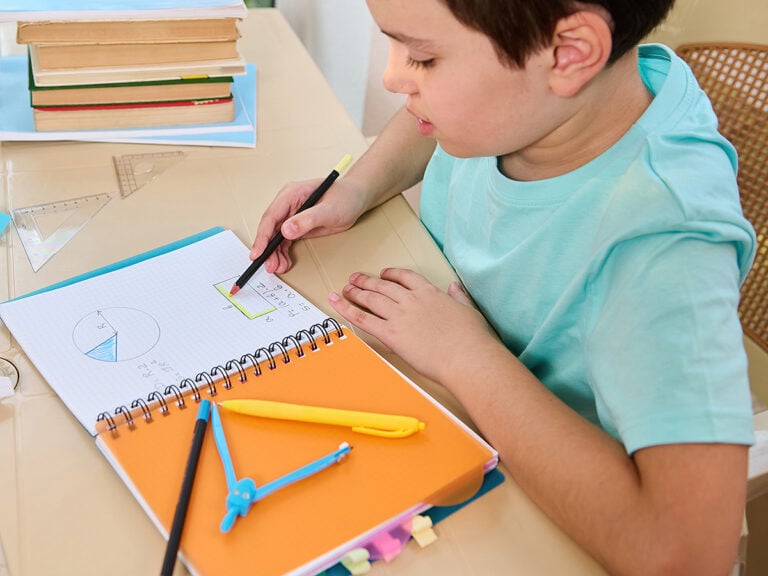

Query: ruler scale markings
left=112, top=151, right=187, bottom=198
left=12, top=193, right=112, bottom=272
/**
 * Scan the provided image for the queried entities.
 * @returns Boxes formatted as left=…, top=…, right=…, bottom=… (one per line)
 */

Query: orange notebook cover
left=95, top=321, right=498, bottom=576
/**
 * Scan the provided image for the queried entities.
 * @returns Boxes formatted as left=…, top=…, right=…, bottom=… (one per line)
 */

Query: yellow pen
left=218, top=399, right=426, bottom=439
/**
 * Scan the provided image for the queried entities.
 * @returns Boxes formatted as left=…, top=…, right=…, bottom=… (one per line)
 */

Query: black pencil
left=229, top=154, right=353, bottom=295
left=160, top=399, right=211, bottom=576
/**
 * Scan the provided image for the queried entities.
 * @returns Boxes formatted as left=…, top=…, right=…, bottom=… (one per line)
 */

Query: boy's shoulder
left=635, top=43, right=729, bottom=150
left=633, top=45, right=741, bottom=209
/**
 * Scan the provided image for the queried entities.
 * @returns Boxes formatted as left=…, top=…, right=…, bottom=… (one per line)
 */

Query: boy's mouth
left=408, top=108, right=434, bottom=136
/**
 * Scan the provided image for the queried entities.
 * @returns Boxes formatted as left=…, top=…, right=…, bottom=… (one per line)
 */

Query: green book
left=27, top=56, right=233, bottom=107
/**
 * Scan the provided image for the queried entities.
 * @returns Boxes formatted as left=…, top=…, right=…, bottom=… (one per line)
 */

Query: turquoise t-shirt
left=420, top=44, right=756, bottom=454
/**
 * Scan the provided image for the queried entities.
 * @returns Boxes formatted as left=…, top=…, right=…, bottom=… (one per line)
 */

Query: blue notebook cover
left=15, top=227, right=225, bottom=301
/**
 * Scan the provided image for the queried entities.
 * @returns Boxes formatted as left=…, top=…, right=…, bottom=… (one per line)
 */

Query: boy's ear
left=548, top=10, right=612, bottom=97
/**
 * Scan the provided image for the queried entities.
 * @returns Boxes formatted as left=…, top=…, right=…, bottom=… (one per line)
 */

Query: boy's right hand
left=251, top=176, right=366, bottom=274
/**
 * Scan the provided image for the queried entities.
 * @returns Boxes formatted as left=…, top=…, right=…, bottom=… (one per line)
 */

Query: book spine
left=17, top=18, right=240, bottom=44
left=33, top=96, right=233, bottom=112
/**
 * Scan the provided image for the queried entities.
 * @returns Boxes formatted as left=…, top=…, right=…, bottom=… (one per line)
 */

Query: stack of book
left=16, top=14, right=247, bottom=131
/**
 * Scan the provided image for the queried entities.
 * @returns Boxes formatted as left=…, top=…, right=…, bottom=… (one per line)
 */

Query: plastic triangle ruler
left=112, top=150, right=186, bottom=198
left=12, top=192, right=112, bottom=272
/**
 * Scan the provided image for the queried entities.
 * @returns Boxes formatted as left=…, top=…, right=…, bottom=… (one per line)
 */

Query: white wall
left=277, top=0, right=382, bottom=133
left=362, top=21, right=405, bottom=137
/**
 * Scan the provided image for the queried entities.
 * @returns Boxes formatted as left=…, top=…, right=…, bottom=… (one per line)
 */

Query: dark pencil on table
left=160, top=399, right=211, bottom=576
left=229, top=154, right=353, bottom=296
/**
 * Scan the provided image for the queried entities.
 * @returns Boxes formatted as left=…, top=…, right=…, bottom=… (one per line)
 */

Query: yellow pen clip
left=350, top=424, right=422, bottom=439
left=349, top=410, right=426, bottom=438
left=219, top=399, right=426, bottom=438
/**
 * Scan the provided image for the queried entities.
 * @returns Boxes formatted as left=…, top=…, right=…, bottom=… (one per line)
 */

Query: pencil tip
left=229, top=285, right=240, bottom=296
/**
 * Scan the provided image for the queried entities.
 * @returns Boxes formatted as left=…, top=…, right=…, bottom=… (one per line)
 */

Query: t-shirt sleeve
left=584, top=231, right=755, bottom=454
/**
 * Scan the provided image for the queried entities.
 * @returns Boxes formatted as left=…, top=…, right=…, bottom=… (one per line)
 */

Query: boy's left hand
left=328, top=268, right=497, bottom=383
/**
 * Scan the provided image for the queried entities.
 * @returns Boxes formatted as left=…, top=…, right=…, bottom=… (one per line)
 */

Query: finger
left=347, top=272, right=408, bottom=303
left=447, top=281, right=474, bottom=306
left=251, top=231, right=292, bottom=273
left=328, top=291, right=387, bottom=335
left=341, top=283, right=398, bottom=318
left=253, top=203, right=292, bottom=257
left=282, top=202, right=336, bottom=240
left=379, top=267, right=430, bottom=290
left=280, top=216, right=303, bottom=240
left=263, top=246, right=292, bottom=274
left=249, top=234, right=269, bottom=260
left=276, top=245, right=293, bottom=273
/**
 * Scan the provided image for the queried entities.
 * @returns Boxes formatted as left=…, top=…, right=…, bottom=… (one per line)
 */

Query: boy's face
left=367, top=0, right=561, bottom=160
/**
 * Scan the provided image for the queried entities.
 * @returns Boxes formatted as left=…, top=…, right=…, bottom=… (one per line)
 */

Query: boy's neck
left=499, top=49, right=652, bottom=182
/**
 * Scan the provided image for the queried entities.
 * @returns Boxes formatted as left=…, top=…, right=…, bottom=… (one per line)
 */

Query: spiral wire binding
left=196, top=371, right=218, bottom=396
left=96, top=319, right=345, bottom=433
left=255, top=347, right=277, bottom=370
left=131, top=397, right=153, bottom=422
left=164, top=384, right=186, bottom=408
left=147, top=391, right=169, bottom=414
left=180, top=378, right=202, bottom=402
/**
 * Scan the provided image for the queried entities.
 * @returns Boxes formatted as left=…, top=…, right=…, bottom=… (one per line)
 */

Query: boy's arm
left=448, top=346, right=747, bottom=576
left=343, top=106, right=436, bottom=212
left=252, top=107, right=436, bottom=273
left=329, top=267, right=748, bottom=576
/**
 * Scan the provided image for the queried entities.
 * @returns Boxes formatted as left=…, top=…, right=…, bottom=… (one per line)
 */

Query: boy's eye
left=406, top=56, right=435, bottom=69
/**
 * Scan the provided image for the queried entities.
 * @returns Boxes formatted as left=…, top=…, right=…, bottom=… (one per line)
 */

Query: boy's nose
left=382, top=48, right=417, bottom=95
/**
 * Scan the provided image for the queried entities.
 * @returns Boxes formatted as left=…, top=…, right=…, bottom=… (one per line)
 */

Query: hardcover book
left=29, top=73, right=233, bottom=107
left=17, top=17, right=240, bottom=44
left=30, top=38, right=240, bottom=71
left=29, top=48, right=246, bottom=87
left=32, top=96, right=235, bottom=131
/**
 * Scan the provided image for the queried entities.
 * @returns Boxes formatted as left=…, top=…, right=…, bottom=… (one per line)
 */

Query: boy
left=253, top=1, right=756, bottom=574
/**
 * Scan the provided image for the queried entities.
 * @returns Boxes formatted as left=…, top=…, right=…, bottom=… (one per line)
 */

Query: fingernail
left=283, top=220, right=299, bottom=237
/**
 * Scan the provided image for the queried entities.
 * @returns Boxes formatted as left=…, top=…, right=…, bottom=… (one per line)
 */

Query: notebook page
left=0, top=230, right=328, bottom=434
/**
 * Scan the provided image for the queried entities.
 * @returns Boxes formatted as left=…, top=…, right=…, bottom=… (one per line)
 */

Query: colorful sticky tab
left=340, top=548, right=371, bottom=575
left=367, top=532, right=404, bottom=563
left=410, top=515, right=438, bottom=548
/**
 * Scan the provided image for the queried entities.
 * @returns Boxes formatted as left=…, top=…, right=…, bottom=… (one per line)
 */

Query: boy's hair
left=441, top=0, right=675, bottom=67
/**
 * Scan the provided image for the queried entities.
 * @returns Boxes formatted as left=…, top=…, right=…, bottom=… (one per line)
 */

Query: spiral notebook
left=0, top=228, right=498, bottom=576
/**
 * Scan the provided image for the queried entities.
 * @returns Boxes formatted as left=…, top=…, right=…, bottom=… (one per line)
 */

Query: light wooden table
left=0, top=9, right=607, bottom=576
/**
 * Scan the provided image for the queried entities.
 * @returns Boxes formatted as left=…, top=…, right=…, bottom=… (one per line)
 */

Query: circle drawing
left=72, top=308, right=160, bottom=362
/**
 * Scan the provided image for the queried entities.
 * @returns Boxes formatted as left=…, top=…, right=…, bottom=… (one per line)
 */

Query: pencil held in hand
left=229, top=154, right=353, bottom=296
